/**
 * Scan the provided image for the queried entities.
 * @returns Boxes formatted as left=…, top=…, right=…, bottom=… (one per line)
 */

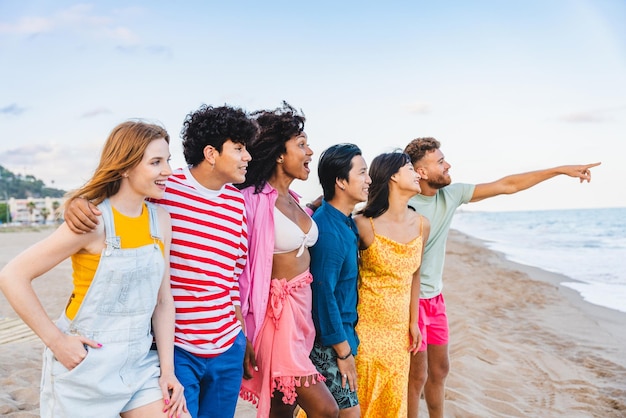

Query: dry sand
left=1, top=228, right=625, bottom=417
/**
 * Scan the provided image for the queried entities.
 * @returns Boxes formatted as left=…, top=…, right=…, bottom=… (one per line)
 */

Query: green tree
left=0, top=202, right=9, bottom=224
left=27, top=201, right=36, bottom=223
left=40, top=207, right=50, bottom=224
left=52, top=200, right=61, bottom=223
left=0, top=165, right=66, bottom=198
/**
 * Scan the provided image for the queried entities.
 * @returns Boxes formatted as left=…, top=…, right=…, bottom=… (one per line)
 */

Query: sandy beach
left=1, top=227, right=625, bottom=417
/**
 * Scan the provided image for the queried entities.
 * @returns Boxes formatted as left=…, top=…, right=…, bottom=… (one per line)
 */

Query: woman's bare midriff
left=271, top=250, right=311, bottom=281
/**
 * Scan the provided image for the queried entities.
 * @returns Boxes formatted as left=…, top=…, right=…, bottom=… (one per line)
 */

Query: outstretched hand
left=565, top=162, right=601, bottom=183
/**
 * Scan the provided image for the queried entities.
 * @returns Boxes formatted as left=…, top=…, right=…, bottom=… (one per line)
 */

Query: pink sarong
left=240, top=270, right=324, bottom=417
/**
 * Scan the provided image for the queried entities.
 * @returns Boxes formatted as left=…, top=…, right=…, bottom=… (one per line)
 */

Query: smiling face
left=213, top=139, right=252, bottom=185
left=125, top=138, right=172, bottom=200
left=393, top=161, right=422, bottom=194
left=417, top=148, right=451, bottom=189
left=341, top=155, right=371, bottom=205
left=280, top=132, right=313, bottom=181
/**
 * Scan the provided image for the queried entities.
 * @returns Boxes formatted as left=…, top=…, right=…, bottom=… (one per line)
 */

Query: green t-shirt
left=408, top=183, right=474, bottom=299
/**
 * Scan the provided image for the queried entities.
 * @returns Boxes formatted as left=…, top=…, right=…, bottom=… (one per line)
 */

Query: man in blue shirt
left=309, top=143, right=371, bottom=418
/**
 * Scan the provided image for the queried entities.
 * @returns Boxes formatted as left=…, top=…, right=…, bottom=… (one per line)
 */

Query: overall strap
left=145, top=201, right=162, bottom=243
left=97, top=199, right=120, bottom=254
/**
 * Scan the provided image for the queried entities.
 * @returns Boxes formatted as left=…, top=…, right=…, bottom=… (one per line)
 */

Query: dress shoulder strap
left=368, top=217, right=376, bottom=235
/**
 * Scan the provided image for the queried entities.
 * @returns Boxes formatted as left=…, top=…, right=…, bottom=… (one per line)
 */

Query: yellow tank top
left=66, top=204, right=164, bottom=320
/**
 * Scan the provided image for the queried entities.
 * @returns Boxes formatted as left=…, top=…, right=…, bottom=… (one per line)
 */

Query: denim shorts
left=40, top=315, right=163, bottom=417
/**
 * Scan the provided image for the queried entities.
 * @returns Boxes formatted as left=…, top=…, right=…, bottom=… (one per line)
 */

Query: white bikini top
left=273, top=207, right=319, bottom=257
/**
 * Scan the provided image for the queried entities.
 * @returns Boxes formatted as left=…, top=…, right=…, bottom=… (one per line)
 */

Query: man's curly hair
left=238, top=101, right=306, bottom=193
left=181, top=104, right=256, bottom=167
left=403, top=137, right=440, bottom=165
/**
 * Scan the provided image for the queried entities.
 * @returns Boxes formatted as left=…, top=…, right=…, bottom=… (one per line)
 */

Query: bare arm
left=150, top=208, right=187, bottom=416
left=64, top=197, right=102, bottom=233
left=409, top=216, right=430, bottom=354
left=235, top=304, right=257, bottom=379
left=0, top=223, right=103, bottom=369
left=471, top=162, right=601, bottom=203
left=354, top=214, right=375, bottom=250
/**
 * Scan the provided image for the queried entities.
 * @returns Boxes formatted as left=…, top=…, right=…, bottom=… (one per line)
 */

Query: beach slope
left=1, top=228, right=625, bottom=417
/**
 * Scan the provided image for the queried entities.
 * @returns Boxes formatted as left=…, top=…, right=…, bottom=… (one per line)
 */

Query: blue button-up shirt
left=310, top=200, right=360, bottom=354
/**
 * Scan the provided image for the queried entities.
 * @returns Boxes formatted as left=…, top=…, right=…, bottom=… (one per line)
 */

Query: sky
left=1, top=0, right=624, bottom=212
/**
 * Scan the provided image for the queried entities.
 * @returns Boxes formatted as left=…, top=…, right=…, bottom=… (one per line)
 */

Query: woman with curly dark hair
left=239, top=102, right=338, bottom=418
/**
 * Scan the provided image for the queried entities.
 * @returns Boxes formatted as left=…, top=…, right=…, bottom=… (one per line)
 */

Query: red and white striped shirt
left=155, top=167, right=247, bottom=357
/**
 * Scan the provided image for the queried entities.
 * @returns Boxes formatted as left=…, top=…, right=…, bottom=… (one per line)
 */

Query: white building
left=7, top=197, right=66, bottom=224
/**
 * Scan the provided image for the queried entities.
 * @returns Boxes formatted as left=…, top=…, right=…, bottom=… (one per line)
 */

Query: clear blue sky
left=1, top=1, right=624, bottom=211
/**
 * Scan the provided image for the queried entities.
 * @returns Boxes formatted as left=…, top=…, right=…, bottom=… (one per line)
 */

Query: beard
left=426, top=173, right=452, bottom=189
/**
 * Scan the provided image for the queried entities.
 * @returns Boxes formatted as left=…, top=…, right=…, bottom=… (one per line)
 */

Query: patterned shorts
left=309, top=341, right=359, bottom=409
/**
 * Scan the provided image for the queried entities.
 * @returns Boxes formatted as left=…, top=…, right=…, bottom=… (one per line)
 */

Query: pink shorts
left=418, top=294, right=449, bottom=352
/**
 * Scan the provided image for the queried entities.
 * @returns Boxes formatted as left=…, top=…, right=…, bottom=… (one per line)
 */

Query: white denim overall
left=40, top=199, right=165, bottom=417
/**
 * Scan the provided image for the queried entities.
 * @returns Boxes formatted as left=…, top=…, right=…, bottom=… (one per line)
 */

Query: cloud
left=559, top=105, right=626, bottom=124
left=0, top=141, right=101, bottom=190
left=560, top=112, right=606, bottom=123
left=105, top=26, right=140, bottom=44
left=406, top=101, right=432, bottom=115
left=0, top=104, right=27, bottom=116
left=116, top=44, right=172, bottom=57
left=0, top=16, right=54, bottom=34
left=80, top=107, right=112, bottom=118
left=145, top=45, right=172, bottom=56
left=0, top=4, right=141, bottom=45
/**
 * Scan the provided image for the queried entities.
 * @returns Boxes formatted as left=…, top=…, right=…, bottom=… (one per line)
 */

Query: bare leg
left=338, top=405, right=360, bottom=418
left=270, top=391, right=297, bottom=418
left=408, top=350, right=428, bottom=418
left=121, top=399, right=192, bottom=418
left=423, top=344, right=449, bottom=418
left=295, top=378, right=339, bottom=418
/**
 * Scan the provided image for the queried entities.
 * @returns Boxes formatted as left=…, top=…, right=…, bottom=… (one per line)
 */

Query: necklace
left=279, top=193, right=294, bottom=205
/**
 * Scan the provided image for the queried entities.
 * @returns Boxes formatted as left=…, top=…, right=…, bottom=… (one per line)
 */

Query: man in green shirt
left=404, top=137, right=600, bottom=418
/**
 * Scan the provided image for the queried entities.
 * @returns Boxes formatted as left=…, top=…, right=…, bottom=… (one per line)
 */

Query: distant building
left=8, top=197, right=66, bottom=224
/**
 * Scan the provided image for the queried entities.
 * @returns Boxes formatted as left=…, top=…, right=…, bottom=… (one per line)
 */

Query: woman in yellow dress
left=354, top=152, right=430, bottom=418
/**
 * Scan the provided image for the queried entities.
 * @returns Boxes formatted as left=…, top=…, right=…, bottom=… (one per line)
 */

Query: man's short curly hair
left=181, top=105, right=256, bottom=167
left=403, top=137, right=440, bottom=165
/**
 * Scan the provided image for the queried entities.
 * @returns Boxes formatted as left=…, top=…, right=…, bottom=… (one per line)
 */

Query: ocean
left=450, top=207, right=626, bottom=314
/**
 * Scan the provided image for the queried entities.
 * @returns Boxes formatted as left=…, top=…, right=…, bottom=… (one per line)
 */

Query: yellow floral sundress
left=355, top=216, right=423, bottom=418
